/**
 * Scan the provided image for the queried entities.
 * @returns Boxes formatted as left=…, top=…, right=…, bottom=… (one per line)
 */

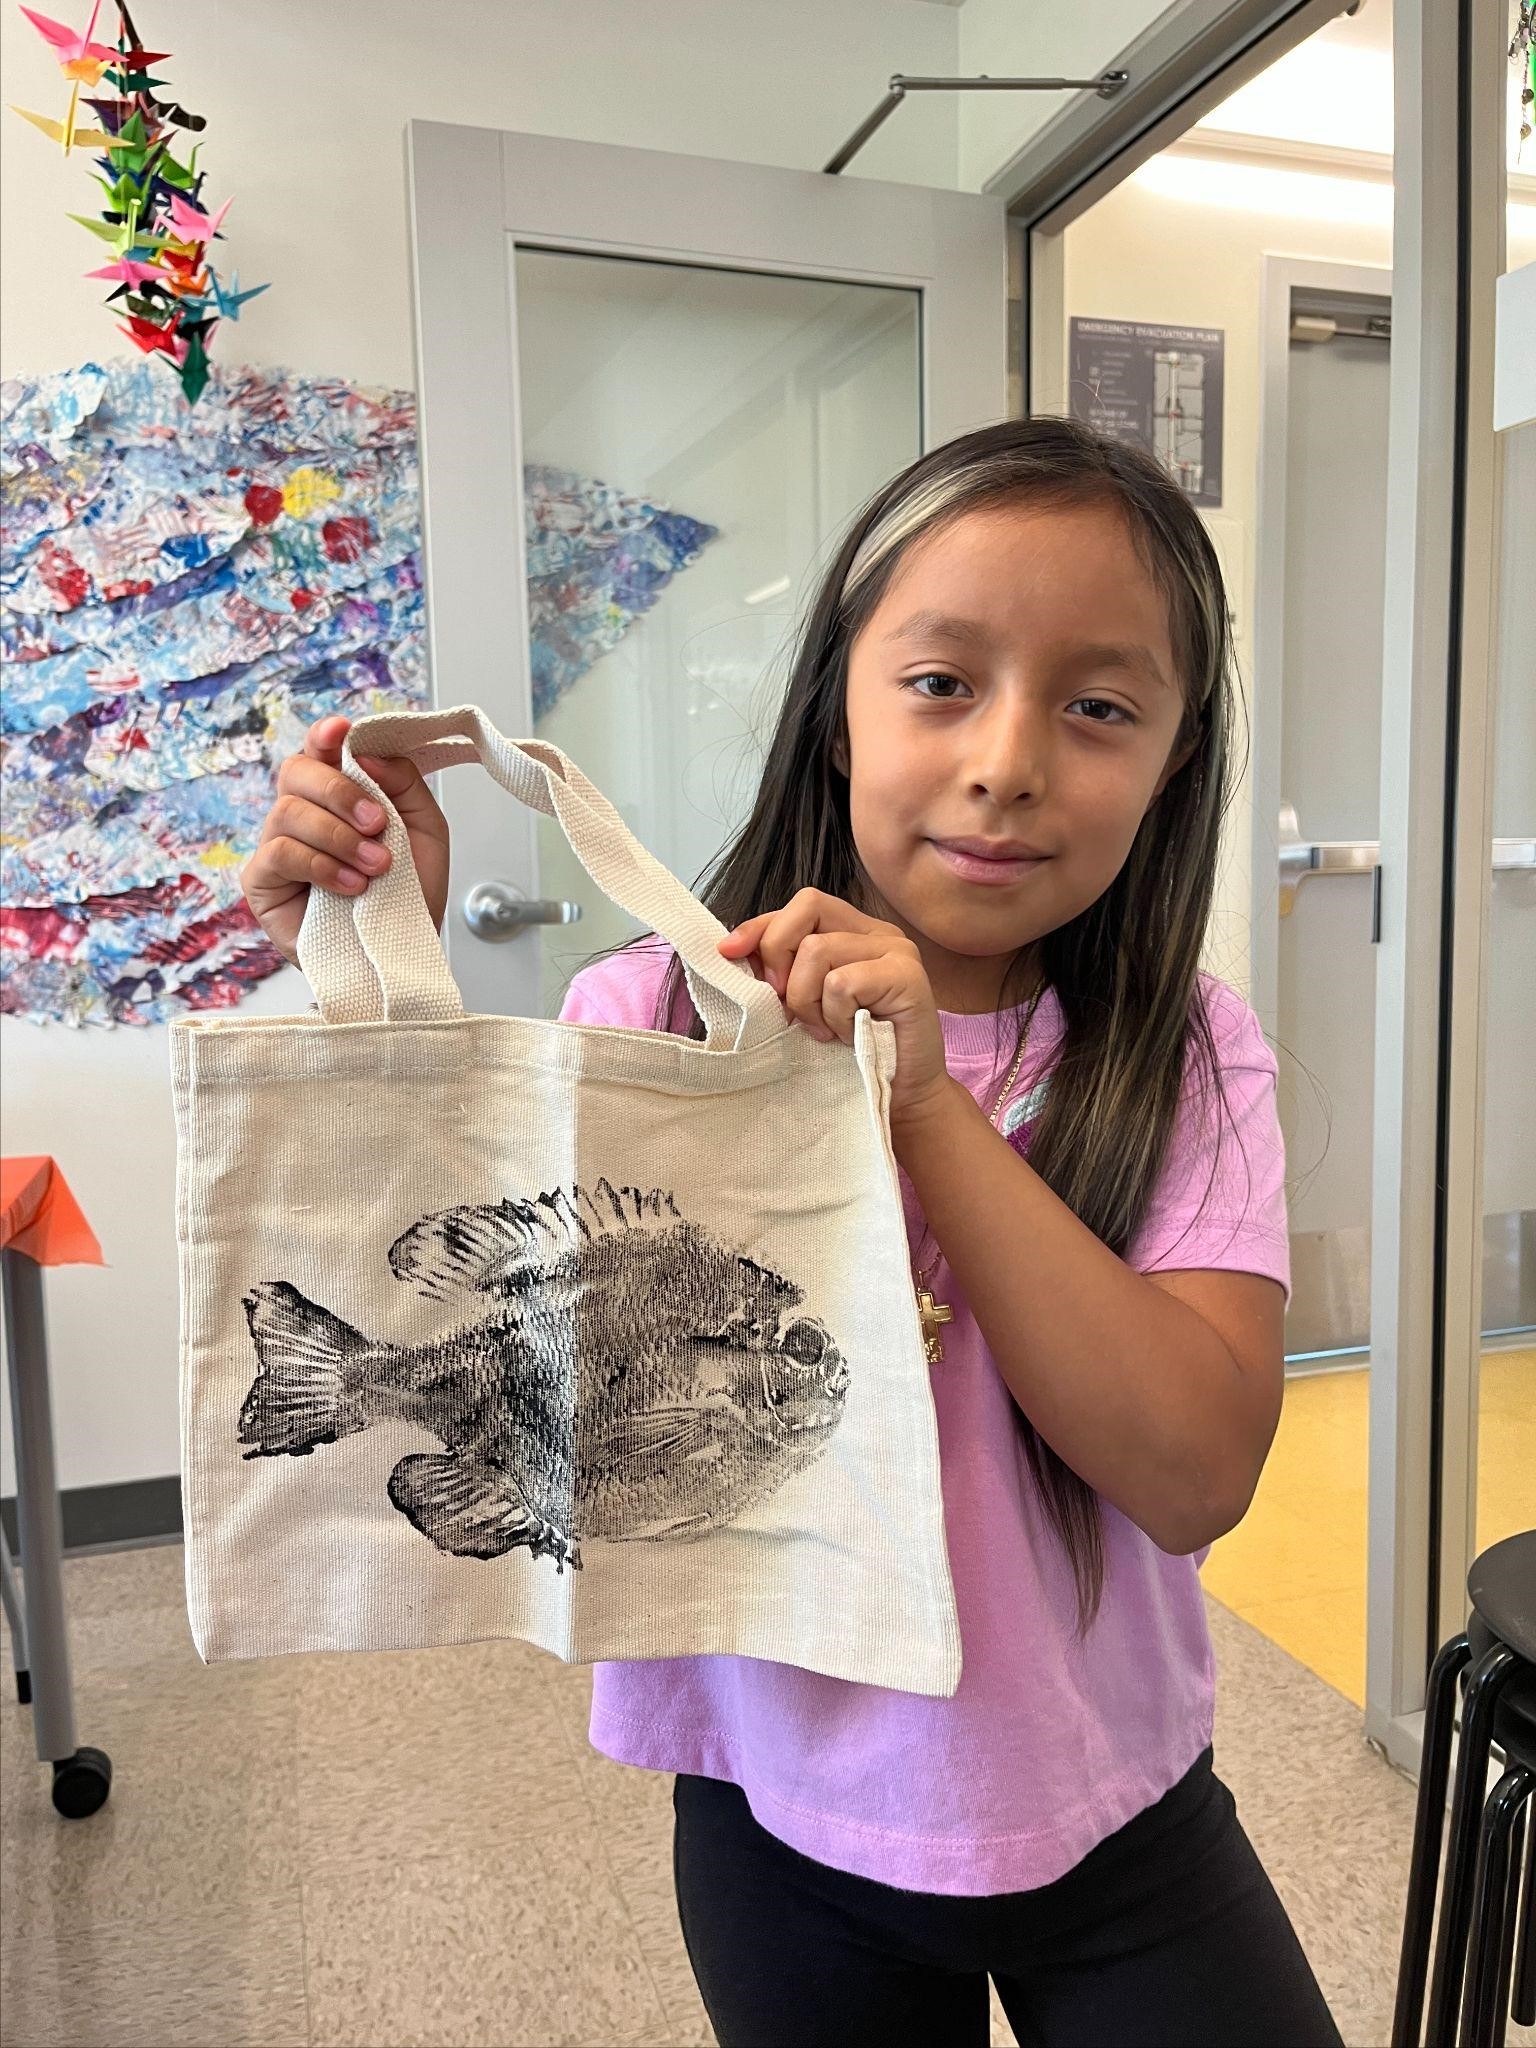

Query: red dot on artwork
left=244, top=484, right=283, bottom=526
left=37, top=544, right=91, bottom=609
left=291, top=588, right=315, bottom=612
left=321, top=515, right=376, bottom=564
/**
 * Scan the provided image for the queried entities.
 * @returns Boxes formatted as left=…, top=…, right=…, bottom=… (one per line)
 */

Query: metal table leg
left=2, top=1245, right=111, bottom=1816
left=0, top=1519, right=31, bottom=1700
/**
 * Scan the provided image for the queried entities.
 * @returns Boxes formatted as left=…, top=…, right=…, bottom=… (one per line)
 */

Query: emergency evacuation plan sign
left=1068, top=318, right=1226, bottom=508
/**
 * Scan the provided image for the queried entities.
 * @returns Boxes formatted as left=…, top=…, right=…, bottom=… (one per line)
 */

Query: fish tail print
left=238, top=1281, right=379, bottom=1459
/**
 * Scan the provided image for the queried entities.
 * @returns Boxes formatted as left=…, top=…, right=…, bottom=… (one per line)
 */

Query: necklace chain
left=911, top=1013, right=1033, bottom=1285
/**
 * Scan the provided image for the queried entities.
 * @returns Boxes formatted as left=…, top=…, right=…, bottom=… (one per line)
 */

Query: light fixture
left=1134, top=152, right=1394, bottom=229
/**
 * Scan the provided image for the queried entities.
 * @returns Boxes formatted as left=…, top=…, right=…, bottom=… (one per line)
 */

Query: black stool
left=1393, top=1528, right=1536, bottom=2048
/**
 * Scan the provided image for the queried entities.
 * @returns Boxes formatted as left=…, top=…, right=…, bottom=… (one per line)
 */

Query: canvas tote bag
left=172, top=703, right=962, bottom=1694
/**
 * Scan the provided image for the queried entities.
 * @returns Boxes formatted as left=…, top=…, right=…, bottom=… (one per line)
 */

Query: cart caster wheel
left=52, top=1745, right=112, bottom=1818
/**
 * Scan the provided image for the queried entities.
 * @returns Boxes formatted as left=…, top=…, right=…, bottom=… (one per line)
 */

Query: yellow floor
left=1202, top=1347, right=1536, bottom=1706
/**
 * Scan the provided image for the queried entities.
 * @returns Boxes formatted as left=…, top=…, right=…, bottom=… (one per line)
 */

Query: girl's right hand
left=240, top=713, right=451, bottom=968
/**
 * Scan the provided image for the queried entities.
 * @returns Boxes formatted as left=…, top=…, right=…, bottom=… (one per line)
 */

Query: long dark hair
left=574, top=415, right=1239, bottom=1625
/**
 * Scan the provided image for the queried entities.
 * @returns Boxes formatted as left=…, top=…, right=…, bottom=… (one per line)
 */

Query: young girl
left=242, top=416, right=1342, bottom=2048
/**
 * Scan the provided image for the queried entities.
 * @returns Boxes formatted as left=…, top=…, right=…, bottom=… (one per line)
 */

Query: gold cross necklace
left=911, top=1004, right=1036, bottom=1366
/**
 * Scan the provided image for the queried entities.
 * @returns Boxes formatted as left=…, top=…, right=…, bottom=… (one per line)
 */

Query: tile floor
left=0, top=1541, right=1524, bottom=2048
left=1203, top=1347, right=1536, bottom=1703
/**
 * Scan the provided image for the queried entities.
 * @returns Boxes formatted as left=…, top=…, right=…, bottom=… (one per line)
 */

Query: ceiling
left=1195, top=0, right=1530, bottom=170
left=1196, top=2, right=1396, bottom=157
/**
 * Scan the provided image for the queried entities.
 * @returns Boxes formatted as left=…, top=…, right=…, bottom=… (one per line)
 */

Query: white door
left=1261, top=268, right=1394, bottom=1366
left=406, top=120, right=1006, bottom=1015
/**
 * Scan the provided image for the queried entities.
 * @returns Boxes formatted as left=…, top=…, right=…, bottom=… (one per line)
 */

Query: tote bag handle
left=295, top=704, right=787, bottom=1054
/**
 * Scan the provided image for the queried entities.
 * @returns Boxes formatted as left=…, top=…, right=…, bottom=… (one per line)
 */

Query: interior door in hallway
left=1272, top=284, right=1392, bottom=1368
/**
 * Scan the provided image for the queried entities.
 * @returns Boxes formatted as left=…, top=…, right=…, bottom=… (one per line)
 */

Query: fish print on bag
left=236, top=1178, right=850, bottom=1572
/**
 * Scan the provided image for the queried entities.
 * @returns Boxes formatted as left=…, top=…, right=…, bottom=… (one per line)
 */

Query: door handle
left=1278, top=802, right=1377, bottom=916
left=1278, top=805, right=1535, bottom=916
left=463, top=881, right=584, bottom=942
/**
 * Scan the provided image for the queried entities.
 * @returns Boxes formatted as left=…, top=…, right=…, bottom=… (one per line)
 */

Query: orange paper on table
left=0, top=1156, right=105, bottom=1266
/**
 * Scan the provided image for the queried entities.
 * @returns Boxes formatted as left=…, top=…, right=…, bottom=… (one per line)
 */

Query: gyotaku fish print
left=236, top=1178, right=849, bottom=1573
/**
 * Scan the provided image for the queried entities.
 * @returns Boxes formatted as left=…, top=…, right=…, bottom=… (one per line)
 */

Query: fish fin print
left=595, top=1404, right=710, bottom=1468
left=388, top=1182, right=686, bottom=1298
left=387, top=1201, right=542, bottom=1301
left=386, top=1451, right=582, bottom=1573
left=738, top=1253, right=805, bottom=1302
left=238, top=1282, right=376, bottom=1458
left=523, top=1180, right=685, bottom=1257
left=575, top=1179, right=683, bottom=1232
left=391, top=1179, right=692, bottom=1286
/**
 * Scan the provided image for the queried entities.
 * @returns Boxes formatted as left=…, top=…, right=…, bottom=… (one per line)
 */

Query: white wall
left=0, top=0, right=974, bottom=1497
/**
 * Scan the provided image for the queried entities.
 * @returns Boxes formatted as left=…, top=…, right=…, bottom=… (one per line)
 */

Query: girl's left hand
left=717, top=888, right=952, bottom=1128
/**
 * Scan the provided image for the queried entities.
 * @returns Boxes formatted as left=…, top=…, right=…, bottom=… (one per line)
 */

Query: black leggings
left=671, top=1749, right=1343, bottom=2048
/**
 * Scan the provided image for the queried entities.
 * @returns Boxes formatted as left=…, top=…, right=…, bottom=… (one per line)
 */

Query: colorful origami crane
left=165, top=188, right=229, bottom=243
left=10, top=95, right=111, bottom=151
left=82, top=253, right=162, bottom=285
left=10, top=0, right=267, bottom=403
left=18, top=1, right=114, bottom=80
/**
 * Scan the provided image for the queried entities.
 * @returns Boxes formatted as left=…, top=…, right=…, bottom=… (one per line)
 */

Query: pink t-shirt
left=558, top=938, right=1289, bottom=1897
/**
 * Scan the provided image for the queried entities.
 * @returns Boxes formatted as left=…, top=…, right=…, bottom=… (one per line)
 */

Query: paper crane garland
left=10, top=0, right=268, bottom=403
left=1514, top=4, right=1535, bottom=152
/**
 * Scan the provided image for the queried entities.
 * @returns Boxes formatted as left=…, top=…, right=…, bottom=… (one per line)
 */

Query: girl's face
left=839, top=496, right=1194, bottom=1013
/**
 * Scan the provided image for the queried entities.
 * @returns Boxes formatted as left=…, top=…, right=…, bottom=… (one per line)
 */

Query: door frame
left=1363, top=0, right=1505, bottom=1772
left=404, top=118, right=1006, bottom=1013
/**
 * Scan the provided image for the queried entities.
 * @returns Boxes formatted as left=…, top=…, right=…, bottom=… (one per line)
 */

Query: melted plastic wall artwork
left=0, top=360, right=720, bottom=1028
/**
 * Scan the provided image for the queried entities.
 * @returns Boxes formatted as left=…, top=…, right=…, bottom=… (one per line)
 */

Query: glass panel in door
left=1446, top=127, right=1536, bottom=1579
left=1474, top=379, right=1536, bottom=1550
left=509, top=248, right=921, bottom=1015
